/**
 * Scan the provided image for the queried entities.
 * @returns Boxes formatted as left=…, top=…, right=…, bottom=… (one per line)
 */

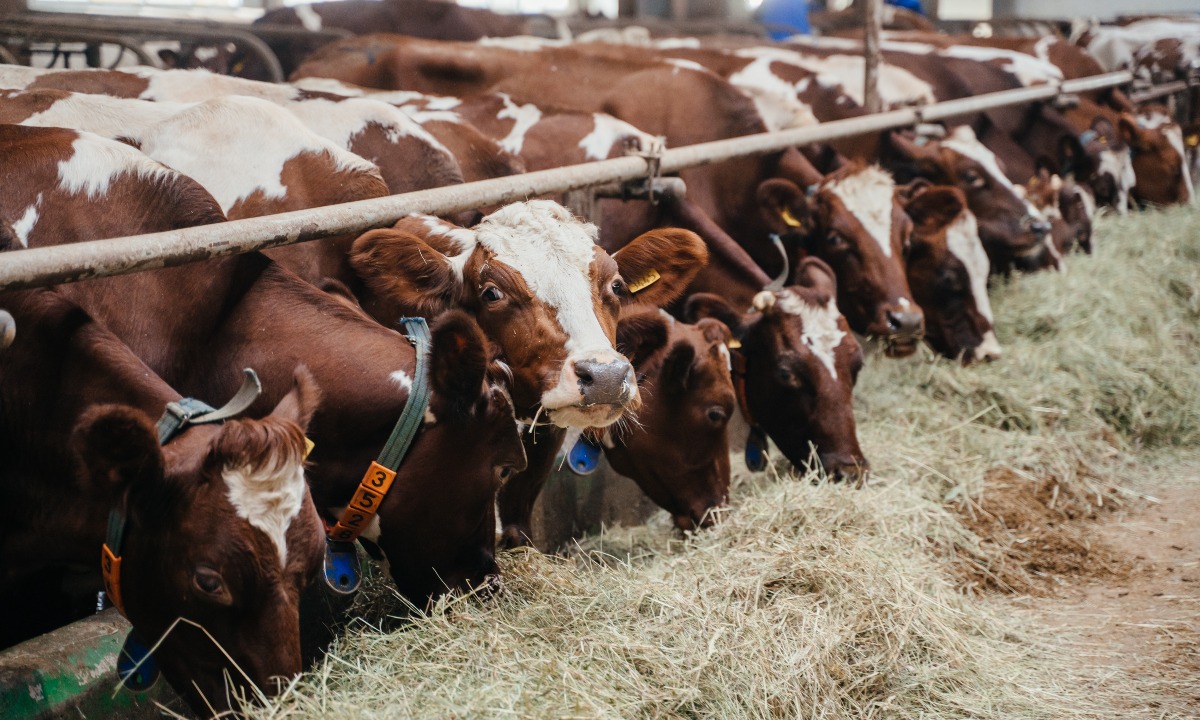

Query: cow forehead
left=222, top=453, right=308, bottom=569
left=942, top=130, right=1021, bottom=195
left=943, top=209, right=994, bottom=324
left=772, top=289, right=848, bottom=381
left=822, top=165, right=895, bottom=258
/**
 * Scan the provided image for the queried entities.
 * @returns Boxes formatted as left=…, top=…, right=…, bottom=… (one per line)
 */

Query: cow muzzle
left=542, top=354, right=638, bottom=428
left=574, top=358, right=636, bottom=406
left=818, top=452, right=870, bottom=487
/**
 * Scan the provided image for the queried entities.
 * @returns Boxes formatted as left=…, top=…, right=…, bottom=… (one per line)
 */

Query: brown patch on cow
left=418, top=117, right=524, bottom=183
left=946, top=468, right=1130, bottom=595
left=347, top=119, right=466, bottom=191
left=28, top=68, right=151, bottom=98
left=230, top=150, right=388, bottom=219
left=0, top=87, right=66, bottom=123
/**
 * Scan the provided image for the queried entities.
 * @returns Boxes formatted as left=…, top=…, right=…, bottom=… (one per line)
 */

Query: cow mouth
left=884, top=335, right=920, bottom=357
left=546, top=402, right=627, bottom=429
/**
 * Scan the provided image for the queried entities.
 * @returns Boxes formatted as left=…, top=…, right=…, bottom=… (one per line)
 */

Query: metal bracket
left=566, top=177, right=687, bottom=224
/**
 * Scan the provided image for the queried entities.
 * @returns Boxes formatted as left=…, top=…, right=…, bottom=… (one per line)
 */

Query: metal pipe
left=1130, top=80, right=1190, bottom=104
left=863, top=0, right=883, bottom=115
left=0, top=25, right=158, bottom=67
left=0, top=71, right=1146, bottom=291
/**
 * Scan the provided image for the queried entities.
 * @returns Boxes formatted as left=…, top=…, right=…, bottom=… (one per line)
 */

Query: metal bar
left=0, top=71, right=1145, bottom=291
left=1130, top=80, right=1190, bottom=104
left=863, top=0, right=883, bottom=115
left=0, top=25, right=158, bottom=67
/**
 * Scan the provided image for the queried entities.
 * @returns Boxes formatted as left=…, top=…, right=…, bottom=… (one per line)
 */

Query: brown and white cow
left=604, top=308, right=736, bottom=530
left=0, top=287, right=324, bottom=716
left=1127, top=106, right=1196, bottom=207
left=1, top=125, right=527, bottom=613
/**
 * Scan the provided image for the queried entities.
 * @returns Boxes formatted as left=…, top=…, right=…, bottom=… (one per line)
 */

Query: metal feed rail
left=0, top=71, right=1135, bottom=291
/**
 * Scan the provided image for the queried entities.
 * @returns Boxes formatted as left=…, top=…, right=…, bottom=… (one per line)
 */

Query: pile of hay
left=252, top=207, right=1200, bottom=719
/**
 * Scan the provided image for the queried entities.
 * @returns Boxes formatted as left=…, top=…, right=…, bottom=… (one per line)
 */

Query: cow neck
left=101, top=369, right=265, bottom=617
left=325, top=317, right=431, bottom=545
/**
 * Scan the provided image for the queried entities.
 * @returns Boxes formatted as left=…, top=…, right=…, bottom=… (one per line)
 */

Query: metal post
left=863, top=0, right=883, bottom=114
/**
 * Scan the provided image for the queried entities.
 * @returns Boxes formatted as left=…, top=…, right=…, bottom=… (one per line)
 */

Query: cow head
left=886, top=126, right=1058, bottom=274
left=364, top=310, right=526, bottom=605
left=74, top=371, right=323, bottom=717
left=349, top=200, right=706, bottom=429
left=605, top=308, right=736, bottom=530
left=1024, top=167, right=1096, bottom=256
left=1063, top=116, right=1134, bottom=214
left=1122, top=110, right=1196, bottom=207
left=758, top=162, right=925, bottom=356
left=899, top=183, right=1002, bottom=364
left=687, top=258, right=867, bottom=483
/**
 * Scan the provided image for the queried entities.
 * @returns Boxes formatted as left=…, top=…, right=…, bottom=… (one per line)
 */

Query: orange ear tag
left=101, top=544, right=125, bottom=616
left=628, top=269, right=661, bottom=294
left=781, top=208, right=802, bottom=228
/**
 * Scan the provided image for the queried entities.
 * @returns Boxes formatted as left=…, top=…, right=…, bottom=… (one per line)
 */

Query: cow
left=684, top=258, right=868, bottom=483
left=1, top=124, right=529, bottom=614
left=0, top=287, right=324, bottom=717
left=346, top=209, right=709, bottom=548
left=896, top=183, right=1002, bottom=363
left=603, top=308, right=736, bottom=530
left=1127, top=106, right=1196, bottom=207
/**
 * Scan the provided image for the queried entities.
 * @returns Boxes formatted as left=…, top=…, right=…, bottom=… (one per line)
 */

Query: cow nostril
left=575, top=364, right=595, bottom=387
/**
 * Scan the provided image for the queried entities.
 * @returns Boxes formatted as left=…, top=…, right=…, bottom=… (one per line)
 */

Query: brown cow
left=685, top=258, right=867, bottom=482
left=604, top=308, right=736, bottom=530
left=0, top=287, right=323, bottom=716
left=1, top=125, right=527, bottom=614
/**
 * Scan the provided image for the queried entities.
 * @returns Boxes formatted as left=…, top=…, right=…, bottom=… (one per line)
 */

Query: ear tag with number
left=567, top=435, right=602, bottom=476
left=117, top=633, right=160, bottom=693
left=628, top=269, right=661, bottom=294
left=780, top=208, right=803, bottom=228
left=323, top=539, right=362, bottom=595
left=726, top=338, right=742, bottom=350
left=745, top=428, right=769, bottom=472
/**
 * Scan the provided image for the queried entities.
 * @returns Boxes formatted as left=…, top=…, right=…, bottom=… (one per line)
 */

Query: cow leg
left=497, top=428, right=566, bottom=550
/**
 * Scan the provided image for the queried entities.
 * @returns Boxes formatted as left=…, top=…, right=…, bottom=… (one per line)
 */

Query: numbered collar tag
left=323, top=539, right=363, bottom=595
left=117, top=632, right=160, bottom=693
left=567, top=435, right=602, bottom=476
left=745, top=428, right=769, bottom=473
left=327, top=461, right=395, bottom=544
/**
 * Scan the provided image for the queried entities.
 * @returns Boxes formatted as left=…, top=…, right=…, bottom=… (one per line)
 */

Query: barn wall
left=992, top=0, right=1199, bottom=20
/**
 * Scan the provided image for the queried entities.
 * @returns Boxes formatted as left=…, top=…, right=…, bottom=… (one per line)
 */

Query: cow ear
left=427, top=310, right=489, bottom=422
left=695, top=317, right=733, bottom=348
left=71, top=405, right=164, bottom=495
left=268, top=366, right=321, bottom=434
left=659, top=341, right=696, bottom=396
left=903, top=186, right=965, bottom=234
left=794, top=257, right=838, bottom=300
left=684, top=293, right=747, bottom=339
left=1057, top=134, right=1090, bottom=178
left=1092, top=117, right=1118, bottom=146
left=613, top=228, right=707, bottom=308
left=1117, top=114, right=1144, bottom=150
left=349, top=228, right=461, bottom=316
left=616, top=309, right=671, bottom=369
left=757, top=178, right=811, bottom=235
left=895, top=177, right=934, bottom=203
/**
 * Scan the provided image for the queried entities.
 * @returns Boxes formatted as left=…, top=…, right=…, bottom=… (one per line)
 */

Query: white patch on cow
left=11, top=196, right=40, bottom=248
left=735, top=46, right=936, bottom=108
left=23, top=92, right=181, bottom=141
left=423, top=407, right=437, bottom=425
left=294, top=4, right=323, bottom=32
left=291, top=76, right=365, bottom=96
left=975, top=331, right=1003, bottom=361
left=286, top=96, right=448, bottom=156
left=578, top=113, right=657, bottom=160
left=223, top=454, right=306, bottom=568
left=1033, top=36, right=1055, bottom=65
left=823, top=165, right=895, bottom=258
left=138, top=96, right=378, bottom=213
left=473, top=201, right=627, bottom=418
left=944, top=209, right=994, bottom=325
left=774, top=290, right=847, bottom=380
left=495, top=93, right=541, bottom=156
left=1161, top=123, right=1196, bottom=204
left=479, top=36, right=559, bottom=51
left=942, top=126, right=1021, bottom=195
left=390, top=370, right=413, bottom=392
left=417, top=215, right=476, bottom=280
left=193, top=46, right=220, bottom=63
left=653, top=37, right=700, bottom=49
left=142, top=67, right=300, bottom=103
left=57, top=132, right=176, bottom=199
left=1097, top=146, right=1136, bottom=215
left=940, top=45, right=1063, bottom=86
left=1073, top=183, right=1098, bottom=223
left=717, top=342, right=732, bottom=371
left=0, top=64, right=50, bottom=90
left=667, top=58, right=707, bottom=75
left=727, top=56, right=819, bottom=131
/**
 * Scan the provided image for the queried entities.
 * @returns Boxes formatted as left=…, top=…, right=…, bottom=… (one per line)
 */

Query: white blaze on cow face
left=57, top=132, right=175, bottom=199
left=496, top=93, right=541, bottom=156
left=1097, top=146, right=1136, bottom=215
left=823, top=165, right=896, bottom=259
left=474, top=201, right=633, bottom=423
left=767, top=290, right=848, bottom=381
left=944, top=209, right=994, bottom=326
left=223, top=453, right=308, bottom=568
left=942, top=126, right=1021, bottom=196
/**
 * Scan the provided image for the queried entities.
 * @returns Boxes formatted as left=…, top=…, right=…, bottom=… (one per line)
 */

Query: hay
left=251, top=206, right=1200, bottom=720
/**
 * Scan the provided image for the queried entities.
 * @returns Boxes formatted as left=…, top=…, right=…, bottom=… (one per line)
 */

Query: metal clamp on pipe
left=593, top=177, right=687, bottom=203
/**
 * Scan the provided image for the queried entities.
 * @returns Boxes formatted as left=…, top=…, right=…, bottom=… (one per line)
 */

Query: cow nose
left=1031, top=220, right=1052, bottom=238
left=885, top=309, right=924, bottom=339
left=819, top=453, right=870, bottom=487
left=573, top=358, right=635, bottom=406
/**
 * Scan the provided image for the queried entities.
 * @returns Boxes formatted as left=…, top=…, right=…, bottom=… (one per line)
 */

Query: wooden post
left=863, top=0, right=883, bottom=114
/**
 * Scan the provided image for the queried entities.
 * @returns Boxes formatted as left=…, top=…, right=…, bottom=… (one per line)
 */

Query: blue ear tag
left=117, top=633, right=160, bottom=692
left=745, top=429, right=769, bottom=472
left=567, top=435, right=602, bottom=476
left=323, top=539, right=362, bottom=595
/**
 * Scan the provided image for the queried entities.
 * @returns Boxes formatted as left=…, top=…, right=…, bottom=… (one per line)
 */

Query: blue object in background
left=886, top=0, right=924, bottom=14
left=759, top=0, right=810, bottom=40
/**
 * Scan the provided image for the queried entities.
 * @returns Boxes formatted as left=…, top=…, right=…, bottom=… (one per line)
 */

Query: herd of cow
left=0, top=14, right=1196, bottom=718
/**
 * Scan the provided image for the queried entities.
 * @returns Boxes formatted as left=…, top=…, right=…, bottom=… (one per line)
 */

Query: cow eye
left=496, top=465, right=516, bottom=485
left=480, top=284, right=504, bottom=305
left=826, top=231, right=843, bottom=247
left=192, top=567, right=227, bottom=598
left=964, top=170, right=986, bottom=189
left=776, top=366, right=802, bottom=388
left=610, top=278, right=627, bottom=296
left=706, top=406, right=728, bottom=425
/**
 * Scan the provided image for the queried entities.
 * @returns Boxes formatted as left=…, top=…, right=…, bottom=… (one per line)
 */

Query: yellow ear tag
left=781, top=208, right=803, bottom=228
left=1188, top=134, right=1200, bottom=148
left=628, top=268, right=661, bottom=294
left=303, top=437, right=315, bottom=459
left=727, top=338, right=742, bottom=350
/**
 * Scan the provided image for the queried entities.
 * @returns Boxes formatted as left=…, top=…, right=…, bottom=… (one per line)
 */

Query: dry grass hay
left=247, top=206, right=1200, bottom=720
